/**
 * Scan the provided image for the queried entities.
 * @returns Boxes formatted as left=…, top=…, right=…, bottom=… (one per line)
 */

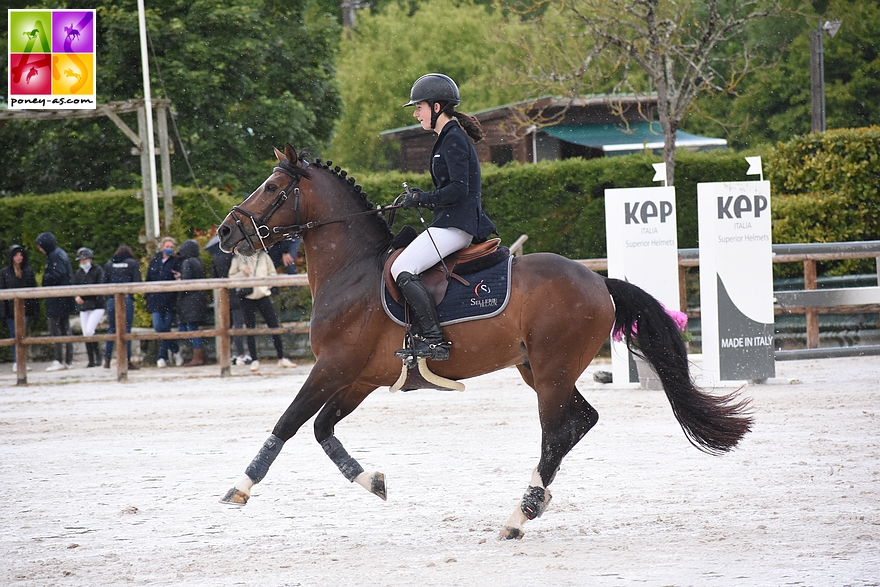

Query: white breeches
left=390, top=227, right=473, bottom=280
left=80, top=308, right=105, bottom=337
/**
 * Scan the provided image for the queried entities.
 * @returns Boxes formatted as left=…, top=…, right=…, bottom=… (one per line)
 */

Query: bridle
left=229, top=158, right=403, bottom=253
left=229, top=159, right=305, bottom=253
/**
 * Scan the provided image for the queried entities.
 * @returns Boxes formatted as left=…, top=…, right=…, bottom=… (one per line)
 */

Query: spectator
left=206, top=236, right=249, bottom=365
left=35, top=232, right=76, bottom=371
left=73, top=247, right=105, bottom=368
left=175, top=239, right=209, bottom=367
left=102, top=245, right=142, bottom=370
left=229, top=249, right=296, bottom=372
left=268, top=238, right=302, bottom=275
left=145, top=237, right=182, bottom=368
left=0, top=244, right=40, bottom=371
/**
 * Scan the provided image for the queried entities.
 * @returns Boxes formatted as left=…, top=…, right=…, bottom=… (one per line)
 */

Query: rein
left=271, top=203, right=404, bottom=237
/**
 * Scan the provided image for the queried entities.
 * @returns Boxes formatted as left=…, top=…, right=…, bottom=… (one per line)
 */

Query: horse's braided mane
left=307, top=156, right=394, bottom=242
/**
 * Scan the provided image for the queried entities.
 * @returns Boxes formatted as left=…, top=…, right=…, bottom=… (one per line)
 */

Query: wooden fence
left=3, top=238, right=879, bottom=385
left=0, top=274, right=309, bottom=385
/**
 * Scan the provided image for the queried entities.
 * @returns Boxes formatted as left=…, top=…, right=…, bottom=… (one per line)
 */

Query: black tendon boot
left=394, top=271, right=451, bottom=361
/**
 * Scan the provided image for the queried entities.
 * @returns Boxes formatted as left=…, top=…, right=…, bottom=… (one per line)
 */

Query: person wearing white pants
left=394, top=73, right=497, bottom=361
left=73, top=247, right=105, bottom=368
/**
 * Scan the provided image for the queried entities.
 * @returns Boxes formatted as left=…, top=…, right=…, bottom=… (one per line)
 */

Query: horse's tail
left=603, top=277, right=753, bottom=454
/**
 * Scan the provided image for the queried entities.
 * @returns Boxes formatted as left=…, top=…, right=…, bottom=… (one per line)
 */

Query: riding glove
left=402, top=188, right=426, bottom=209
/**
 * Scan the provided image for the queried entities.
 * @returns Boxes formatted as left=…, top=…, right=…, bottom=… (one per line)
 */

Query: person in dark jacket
left=73, top=247, right=105, bottom=368
left=0, top=244, right=40, bottom=370
left=102, top=245, right=142, bottom=369
left=268, top=238, right=302, bottom=275
left=392, top=73, right=497, bottom=361
left=175, top=239, right=209, bottom=367
left=145, top=237, right=182, bottom=367
left=35, top=232, right=76, bottom=371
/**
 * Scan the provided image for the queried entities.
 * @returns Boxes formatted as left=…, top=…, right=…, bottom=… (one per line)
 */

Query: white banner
left=605, top=186, right=680, bottom=385
left=697, top=180, right=775, bottom=382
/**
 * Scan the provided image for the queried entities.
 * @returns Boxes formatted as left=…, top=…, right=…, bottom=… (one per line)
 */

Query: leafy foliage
left=0, top=0, right=340, bottom=195
left=769, top=126, right=880, bottom=277
left=688, top=0, right=880, bottom=149
left=329, top=0, right=526, bottom=172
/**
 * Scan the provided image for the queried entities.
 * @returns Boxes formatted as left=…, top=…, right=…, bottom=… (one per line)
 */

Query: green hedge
left=355, top=151, right=752, bottom=258
left=769, top=126, right=880, bottom=276
left=0, top=187, right=238, bottom=263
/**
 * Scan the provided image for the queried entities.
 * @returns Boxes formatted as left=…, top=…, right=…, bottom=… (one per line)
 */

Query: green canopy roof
left=541, top=121, right=726, bottom=154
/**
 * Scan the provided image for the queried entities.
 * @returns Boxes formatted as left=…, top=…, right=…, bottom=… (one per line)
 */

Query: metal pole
left=137, top=0, right=160, bottom=241
left=818, top=21, right=826, bottom=132
left=809, top=26, right=823, bottom=133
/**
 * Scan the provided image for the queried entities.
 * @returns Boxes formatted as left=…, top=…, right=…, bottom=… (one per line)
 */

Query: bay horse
left=216, top=143, right=752, bottom=540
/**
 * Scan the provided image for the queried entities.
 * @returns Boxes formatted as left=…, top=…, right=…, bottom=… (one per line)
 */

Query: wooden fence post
left=115, top=293, right=128, bottom=382
left=14, top=298, right=27, bottom=386
left=804, top=259, right=819, bottom=348
left=216, top=287, right=231, bottom=377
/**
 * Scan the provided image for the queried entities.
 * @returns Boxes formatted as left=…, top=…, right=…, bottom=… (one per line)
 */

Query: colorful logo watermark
left=7, top=9, right=96, bottom=109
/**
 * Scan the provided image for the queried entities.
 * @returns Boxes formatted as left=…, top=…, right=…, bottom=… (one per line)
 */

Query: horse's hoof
left=220, top=488, right=249, bottom=505
left=497, top=526, right=524, bottom=540
left=370, top=472, right=387, bottom=501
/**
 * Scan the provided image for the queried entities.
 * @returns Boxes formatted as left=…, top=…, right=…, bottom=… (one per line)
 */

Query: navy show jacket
left=419, top=119, right=496, bottom=241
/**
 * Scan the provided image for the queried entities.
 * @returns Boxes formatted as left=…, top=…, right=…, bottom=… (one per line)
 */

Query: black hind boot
left=394, top=271, right=450, bottom=361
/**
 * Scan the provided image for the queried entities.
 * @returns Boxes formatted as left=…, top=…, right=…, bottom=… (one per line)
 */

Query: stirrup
left=395, top=336, right=450, bottom=361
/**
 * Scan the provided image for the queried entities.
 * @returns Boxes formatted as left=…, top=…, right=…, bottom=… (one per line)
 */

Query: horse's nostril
left=218, top=225, right=230, bottom=237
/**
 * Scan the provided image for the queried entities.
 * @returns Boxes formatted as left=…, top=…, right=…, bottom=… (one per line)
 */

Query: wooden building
left=380, top=95, right=726, bottom=173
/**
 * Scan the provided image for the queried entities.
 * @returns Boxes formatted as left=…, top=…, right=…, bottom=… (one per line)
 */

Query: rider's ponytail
left=452, top=111, right=485, bottom=143
left=438, top=101, right=485, bottom=143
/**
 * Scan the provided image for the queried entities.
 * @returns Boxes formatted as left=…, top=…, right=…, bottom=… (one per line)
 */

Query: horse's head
left=218, top=142, right=309, bottom=256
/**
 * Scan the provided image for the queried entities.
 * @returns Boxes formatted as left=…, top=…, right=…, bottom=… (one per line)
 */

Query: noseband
left=229, top=160, right=305, bottom=252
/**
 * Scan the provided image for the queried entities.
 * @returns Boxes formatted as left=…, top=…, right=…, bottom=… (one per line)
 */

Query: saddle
left=383, top=237, right=507, bottom=305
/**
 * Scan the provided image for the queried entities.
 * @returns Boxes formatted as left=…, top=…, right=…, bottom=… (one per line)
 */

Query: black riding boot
left=394, top=271, right=450, bottom=361
left=85, top=342, right=98, bottom=367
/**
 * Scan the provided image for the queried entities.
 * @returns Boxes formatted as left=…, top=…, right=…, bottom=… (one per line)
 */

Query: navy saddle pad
left=382, top=256, right=513, bottom=327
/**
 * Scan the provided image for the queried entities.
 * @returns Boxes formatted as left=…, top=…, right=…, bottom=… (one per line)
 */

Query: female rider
left=392, top=73, right=496, bottom=361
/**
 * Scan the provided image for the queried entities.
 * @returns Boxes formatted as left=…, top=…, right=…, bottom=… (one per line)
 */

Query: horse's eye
left=266, top=183, right=278, bottom=193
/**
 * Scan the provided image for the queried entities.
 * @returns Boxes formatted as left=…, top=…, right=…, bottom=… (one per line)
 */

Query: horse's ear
left=274, top=146, right=285, bottom=163
left=284, top=142, right=298, bottom=165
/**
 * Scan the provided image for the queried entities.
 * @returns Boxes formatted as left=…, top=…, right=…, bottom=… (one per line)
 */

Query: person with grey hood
left=1, top=244, right=40, bottom=370
left=35, top=232, right=76, bottom=371
left=175, top=239, right=209, bottom=367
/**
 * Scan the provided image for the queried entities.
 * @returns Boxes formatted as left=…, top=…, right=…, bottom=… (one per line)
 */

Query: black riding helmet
left=403, top=73, right=461, bottom=130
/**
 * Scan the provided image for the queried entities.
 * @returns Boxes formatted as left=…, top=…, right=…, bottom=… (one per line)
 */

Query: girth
left=383, top=238, right=508, bottom=305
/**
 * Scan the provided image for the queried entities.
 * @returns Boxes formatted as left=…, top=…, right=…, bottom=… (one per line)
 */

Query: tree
left=507, top=0, right=796, bottom=185
left=0, top=0, right=341, bottom=196
left=329, top=0, right=526, bottom=172
left=688, top=0, right=880, bottom=149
